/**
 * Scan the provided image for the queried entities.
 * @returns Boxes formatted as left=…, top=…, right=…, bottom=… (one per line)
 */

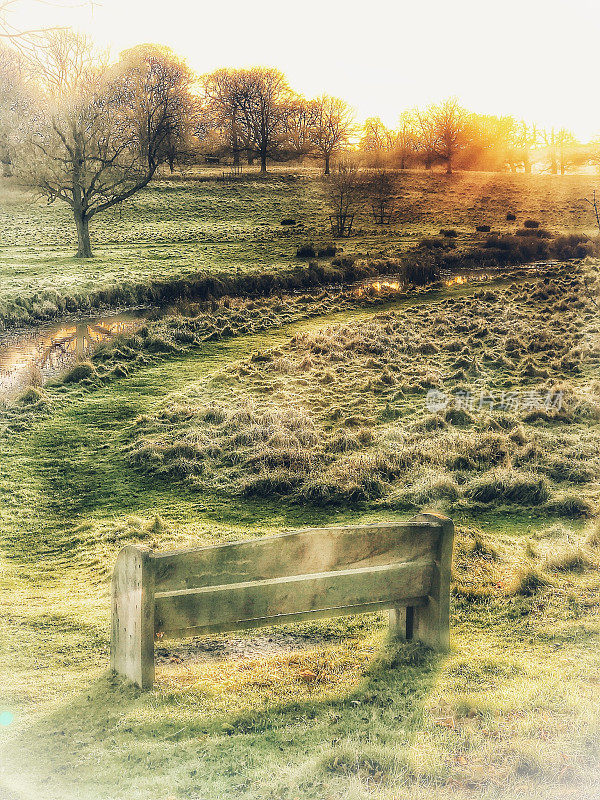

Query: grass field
left=1, top=169, right=600, bottom=800
left=1, top=168, right=599, bottom=327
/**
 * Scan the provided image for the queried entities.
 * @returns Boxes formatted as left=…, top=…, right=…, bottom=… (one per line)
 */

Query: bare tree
left=328, top=159, right=363, bottom=236
left=364, top=168, right=398, bottom=224
left=542, top=127, right=577, bottom=175
left=394, top=111, right=417, bottom=169
left=19, top=33, right=195, bottom=257
left=359, top=117, right=397, bottom=167
left=202, top=66, right=292, bottom=172
left=245, top=67, right=292, bottom=174
left=0, top=42, right=29, bottom=175
left=0, top=0, right=93, bottom=54
left=429, top=98, right=468, bottom=174
left=413, top=108, right=438, bottom=170
left=283, top=95, right=313, bottom=160
left=201, top=68, right=255, bottom=165
left=510, top=121, right=538, bottom=174
left=309, top=94, right=354, bottom=174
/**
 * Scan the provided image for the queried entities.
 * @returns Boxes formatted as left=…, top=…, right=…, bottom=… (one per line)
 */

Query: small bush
left=511, top=564, right=552, bottom=596
left=317, top=244, right=337, bottom=257
left=515, top=227, right=553, bottom=239
left=551, top=233, right=594, bottom=260
left=281, top=218, right=296, bottom=225
left=546, top=492, right=595, bottom=518
left=17, top=386, right=44, bottom=406
left=419, top=237, right=446, bottom=250
left=440, top=228, right=458, bottom=238
left=476, top=225, right=491, bottom=232
left=296, top=243, right=316, bottom=258
left=523, top=219, right=539, bottom=228
left=506, top=212, right=516, bottom=221
left=404, top=254, right=440, bottom=285
left=466, top=469, right=550, bottom=506
left=62, top=361, right=97, bottom=383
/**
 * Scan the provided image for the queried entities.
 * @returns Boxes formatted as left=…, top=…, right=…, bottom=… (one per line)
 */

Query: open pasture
left=1, top=252, right=600, bottom=800
left=1, top=169, right=599, bottom=327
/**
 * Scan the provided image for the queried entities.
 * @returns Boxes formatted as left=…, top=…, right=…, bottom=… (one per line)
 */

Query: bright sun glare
left=13, top=0, right=600, bottom=141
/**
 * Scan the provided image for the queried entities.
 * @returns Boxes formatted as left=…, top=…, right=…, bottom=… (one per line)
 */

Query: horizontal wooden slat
left=152, top=522, right=441, bottom=593
left=154, top=559, right=433, bottom=636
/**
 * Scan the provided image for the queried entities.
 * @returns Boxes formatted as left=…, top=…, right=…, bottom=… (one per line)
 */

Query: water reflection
left=354, top=277, right=405, bottom=297
left=0, top=315, right=140, bottom=399
left=354, top=271, right=493, bottom=297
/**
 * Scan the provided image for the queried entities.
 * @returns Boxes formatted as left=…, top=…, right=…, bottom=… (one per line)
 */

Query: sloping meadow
left=129, top=263, right=600, bottom=518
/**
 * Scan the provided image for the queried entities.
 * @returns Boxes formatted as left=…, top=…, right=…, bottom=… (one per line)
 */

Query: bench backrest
left=111, top=512, right=453, bottom=689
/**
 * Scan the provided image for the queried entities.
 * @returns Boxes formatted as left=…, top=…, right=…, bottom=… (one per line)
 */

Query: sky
left=12, top=0, right=600, bottom=140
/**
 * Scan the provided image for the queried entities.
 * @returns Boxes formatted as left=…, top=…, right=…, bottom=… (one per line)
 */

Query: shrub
left=546, top=492, right=595, bottom=518
left=466, top=469, right=550, bottom=506
left=511, top=565, right=552, bottom=596
left=515, top=227, right=553, bottom=239
left=440, top=228, right=458, bottom=238
left=506, top=212, right=516, bottom=221
left=476, top=225, right=491, bottom=232
left=18, top=386, right=45, bottom=406
left=404, top=254, right=440, bottom=285
left=523, top=219, right=540, bottom=228
left=62, top=361, right=97, bottom=383
left=296, top=243, right=316, bottom=258
left=551, top=233, right=594, bottom=260
left=419, top=237, right=448, bottom=250
left=317, top=244, right=337, bottom=257
left=281, top=218, right=296, bottom=225
left=331, top=255, right=356, bottom=268
left=240, top=470, right=302, bottom=497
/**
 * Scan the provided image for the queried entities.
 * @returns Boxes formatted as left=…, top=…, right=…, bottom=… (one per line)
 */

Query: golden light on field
left=13, top=0, right=600, bottom=141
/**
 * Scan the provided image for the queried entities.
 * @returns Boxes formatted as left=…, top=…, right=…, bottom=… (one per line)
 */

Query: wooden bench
left=110, top=512, right=454, bottom=689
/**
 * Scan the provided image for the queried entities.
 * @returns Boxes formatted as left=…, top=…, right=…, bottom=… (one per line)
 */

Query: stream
left=0, top=264, right=551, bottom=401
left=0, top=312, right=144, bottom=399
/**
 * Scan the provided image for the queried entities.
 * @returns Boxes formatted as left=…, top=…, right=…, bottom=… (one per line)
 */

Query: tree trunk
left=324, top=154, right=330, bottom=175
left=75, top=212, right=93, bottom=258
left=260, top=150, right=267, bottom=174
left=446, top=158, right=452, bottom=174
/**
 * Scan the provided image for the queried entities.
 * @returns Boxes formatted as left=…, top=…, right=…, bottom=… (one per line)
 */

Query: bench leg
left=389, top=605, right=414, bottom=641
left=410, top=513, right=454, bottom=652
left=111, top=546, right=155, bottom=690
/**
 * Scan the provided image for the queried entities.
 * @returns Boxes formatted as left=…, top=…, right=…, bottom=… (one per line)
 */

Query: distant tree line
left=0, top=29, right=599, bottom=257
left=358, top=100, right=590, bottom=176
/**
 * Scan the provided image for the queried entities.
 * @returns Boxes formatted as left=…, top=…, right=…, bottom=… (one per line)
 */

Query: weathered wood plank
left=154, top=559, right=433, bottom=636
left=153, top=522, right=439, bottom=593
left=161, top=597, right=427, bottom=636
left=411, top=513, right=454, bottom=651
left=110, top=545, right=155, bottom=690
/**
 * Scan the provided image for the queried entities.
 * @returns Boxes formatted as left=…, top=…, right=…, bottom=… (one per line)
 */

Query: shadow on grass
left=0, top=638, right=446, bottom=800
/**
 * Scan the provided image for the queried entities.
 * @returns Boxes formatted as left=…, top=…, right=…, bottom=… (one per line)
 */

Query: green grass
left=123, top=265, right=600, bottom=517
left=1, top=265, right=600, bottom=799
left=2, top=167, right=599, bottom=327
